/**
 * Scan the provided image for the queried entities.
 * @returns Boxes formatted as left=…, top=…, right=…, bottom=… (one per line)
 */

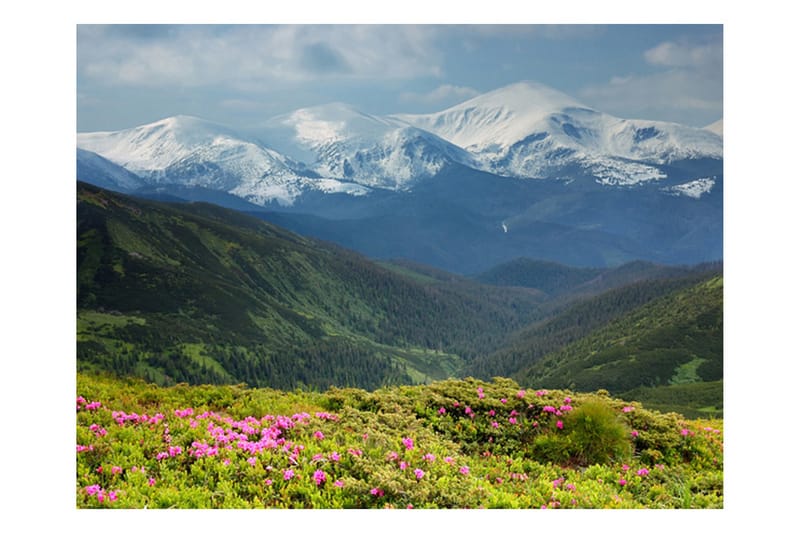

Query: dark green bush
left=564, top=400, right=632, bottom=466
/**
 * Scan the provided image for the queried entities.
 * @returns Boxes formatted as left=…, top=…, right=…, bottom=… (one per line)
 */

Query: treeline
left=465, top=269, right=721, bottom=380
left=516, top=276, right=723, bottom=396
left=76, top=183, right=545, bottom=389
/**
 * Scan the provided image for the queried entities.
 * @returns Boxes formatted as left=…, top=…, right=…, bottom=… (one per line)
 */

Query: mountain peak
left=393, top=81, right=592, bottom=151
left=457, top=80, right=587, bottom=114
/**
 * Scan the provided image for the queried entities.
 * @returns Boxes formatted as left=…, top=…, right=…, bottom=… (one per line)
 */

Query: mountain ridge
left=77, top=80, right=722, bottom=206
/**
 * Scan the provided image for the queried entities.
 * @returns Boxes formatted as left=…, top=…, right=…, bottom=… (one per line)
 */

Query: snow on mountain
left=394, top=81, right=722, bottom=185
left=704, top=119, right=723, bottom=137
left=256, top=103, right=476, bottom=190
left=393, top=81, right=583, bottom=151
left=77, top=148, right=145, bottom=191
left=661, top=176, right=717, bottom=199
left=76, top=115, right=371, bottom=206
left=75, top=82, right=724, bottom=206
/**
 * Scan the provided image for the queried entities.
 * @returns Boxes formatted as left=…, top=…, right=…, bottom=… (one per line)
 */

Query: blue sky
left=77, top=24, right=722, bottom=131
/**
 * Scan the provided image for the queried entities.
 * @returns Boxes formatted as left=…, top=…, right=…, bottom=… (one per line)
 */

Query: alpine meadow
left=75, top=23, right=723, bottom=510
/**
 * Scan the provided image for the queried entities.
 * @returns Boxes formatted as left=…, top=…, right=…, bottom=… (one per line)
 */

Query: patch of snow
left=661, top=177, right=717, bottom=199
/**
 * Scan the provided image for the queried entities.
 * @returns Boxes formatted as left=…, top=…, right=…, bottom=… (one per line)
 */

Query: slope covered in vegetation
left=516, top=276, right=723, bottom=417
left=76, top=373, right=722, bottom=509
left=77, top=182, right=543, bottom=389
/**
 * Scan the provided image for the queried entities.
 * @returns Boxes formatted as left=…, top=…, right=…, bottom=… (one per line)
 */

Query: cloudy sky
left=77, top=24, right=722, bottom=132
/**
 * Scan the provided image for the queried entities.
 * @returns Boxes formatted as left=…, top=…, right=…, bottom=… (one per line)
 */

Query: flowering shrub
left=76, top=373, right=722, bottom=509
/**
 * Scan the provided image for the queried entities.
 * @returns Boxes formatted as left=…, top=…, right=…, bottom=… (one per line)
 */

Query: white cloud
left=644, top=40, right=722, bottom=69
left=78, top=25, right=444, bottom=89
left=579, top=38, right=722, bottom=126
left=401, top=84, right=480, bottom=105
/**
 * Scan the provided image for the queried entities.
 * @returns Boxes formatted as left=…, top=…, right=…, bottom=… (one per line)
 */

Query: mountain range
left=76, top=80, right=722, bottom=273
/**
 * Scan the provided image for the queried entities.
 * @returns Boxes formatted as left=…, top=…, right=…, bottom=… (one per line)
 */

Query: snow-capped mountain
left=77, top=115, right=371, bottom=206
left=77, top=148, right=145, bottom=192
left=256, top=103, right=476, bottom=190
left=394, top=81, right=722, bottom=186
left=76, top=81, right=722, bottom=210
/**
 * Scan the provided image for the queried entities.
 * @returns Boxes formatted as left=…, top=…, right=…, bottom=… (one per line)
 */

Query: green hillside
left=77, top=182, right=542, bottom=389
left=515, top=276, right=723, bottom=417
left=466, top=270, right=721, bottom=381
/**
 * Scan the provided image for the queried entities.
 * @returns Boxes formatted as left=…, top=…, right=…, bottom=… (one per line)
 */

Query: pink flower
left=148, top=477, right=155, bottom=486
left=423, top=453, right=435, bottom=462
left=556, top=420, right=564, bottom=430
left=619, top=478, right=627, bottom=486
left=283, top=469, right=295, bottom=480
left=348, top=448, right=363, bottom=457
left=488, top=409, right=495, bottom=417
left=622, top=406, right=635, bottom=413
left=399, top=461, right=408, bottom=470
left=387, top=451, right=399, bottom=461
left=508, top=417, right=517, bottom=424
left=313, top=431, right=325, bottom=440
left=264, top=479, right=273, bottom=486
left=491, top=421, right=499, bottom=428
left=681, top=428, right=691, bottom=436
left=329, top=451, right=340, bottom=462
left=313, top=470, right=327, bottom=486
left=370, top=487, right=384, bottom=497
left=553, top=477, right=564, bottom=488
left=407, top=504, right=414, bottom=509
left=459, top=466, right=470, bottom=475
left=402, top=437, right=414, bottom=450
left=500, top=398, right=507, bottom=404
left=563, top=397, right=572, bottom=404
left=631, top=430, right=639, bottom=438
left=111, top=466, right=122, bottom=475
left=438, top=407, right=446, bottom=415
left=444, top=456, right=454, bottom=464
left=636, top=468, right=649, bottom=477
left=517, top=390, right=526, bottom=398
left=622, top=464, right=630, bottom=471
left=414, top=468, right=425, bottom=479
left=85, top=484, right=101, bottom=496
left=247, top=457, right=257, bottom=466
left=334, top=479, right=344, bottom=488
left=536, top=389, right=548, bottom=397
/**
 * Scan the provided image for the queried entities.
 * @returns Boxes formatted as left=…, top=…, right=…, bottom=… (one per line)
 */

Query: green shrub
left=564, top=400, right=632, bottom=466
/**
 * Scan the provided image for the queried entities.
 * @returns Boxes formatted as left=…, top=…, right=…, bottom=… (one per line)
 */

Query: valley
left=77, top=181, right=722, bottom=419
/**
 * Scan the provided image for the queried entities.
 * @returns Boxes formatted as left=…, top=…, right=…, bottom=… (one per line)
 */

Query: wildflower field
left=76, top=372, right=722, bottom=509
